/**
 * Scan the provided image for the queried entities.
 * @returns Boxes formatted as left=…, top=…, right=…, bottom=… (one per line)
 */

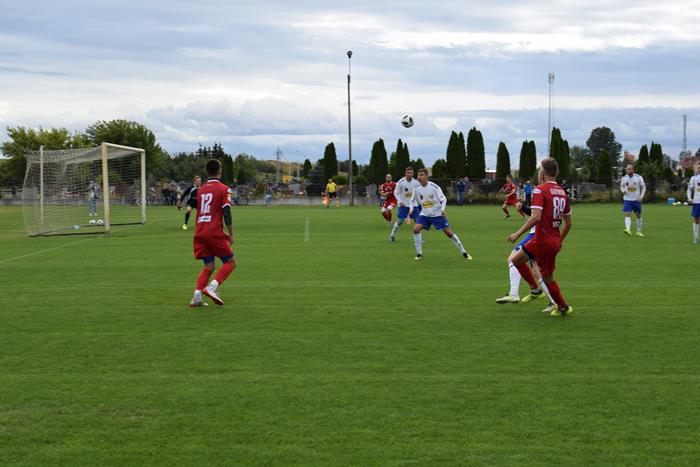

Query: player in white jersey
left=389, top=166, right=422, bottom=242
left=496, top=202, right=555, bottom=311
left=687, top=161, right=700, bottom=244
left=620, top=163, right=646, bottom=237
left=408, top=169, right=472, bottom=261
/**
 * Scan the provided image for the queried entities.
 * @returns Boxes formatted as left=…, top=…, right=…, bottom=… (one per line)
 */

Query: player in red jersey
left=507, top=158, right=573, bottom=316
left=189, top=159, right=236, bottom=307
left=379, top=174, right=397, bottom=226
left=500, top=175, right=524, bottom=219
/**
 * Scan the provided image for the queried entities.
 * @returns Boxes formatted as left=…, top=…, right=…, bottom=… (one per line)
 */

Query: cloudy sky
left=2, top=0, right=700, bottom=168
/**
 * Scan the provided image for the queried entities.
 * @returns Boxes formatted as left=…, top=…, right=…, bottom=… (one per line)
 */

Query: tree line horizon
left=1, top=120, right=692, bottom=191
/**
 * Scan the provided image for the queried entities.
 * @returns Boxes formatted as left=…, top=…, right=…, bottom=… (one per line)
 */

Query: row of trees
left=1, top=120, right=684, bottom=195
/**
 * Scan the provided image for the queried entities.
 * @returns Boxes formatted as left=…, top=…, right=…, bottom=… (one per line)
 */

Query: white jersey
left=620, top=174, right=646, bottom=202
left=394, top=177, right=421, bottom=207
left=410, top=181, right=447, bottom=217
left=688, top=175, right=700, bottom=204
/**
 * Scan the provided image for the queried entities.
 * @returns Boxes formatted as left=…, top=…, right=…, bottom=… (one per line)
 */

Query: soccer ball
left=97, top=219, right=104, bottom=225
left=401, top=115, right=414, bottom=128
left=684, top=202, right=689, bottom=206
left=89, top=219, right=97, bottom=225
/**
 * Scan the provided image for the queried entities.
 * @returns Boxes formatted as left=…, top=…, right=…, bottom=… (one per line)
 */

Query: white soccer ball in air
left=97, top=219, right=104, bottom=225
left=401, top=115, right=414, bottom=128
left=89, top=219, right=97, bottom=225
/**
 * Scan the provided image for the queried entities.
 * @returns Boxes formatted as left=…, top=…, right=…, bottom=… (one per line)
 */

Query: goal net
left=22, top=143, right=146, bottom=236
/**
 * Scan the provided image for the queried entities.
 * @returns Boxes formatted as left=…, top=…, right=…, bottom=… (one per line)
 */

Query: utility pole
left=547, top=72, right=555, bottom=155
left=347, top=50, right=354, bottom=206
left=275, top=146, right=282, bottom=183
left=683, top=114, right=688, bottom=155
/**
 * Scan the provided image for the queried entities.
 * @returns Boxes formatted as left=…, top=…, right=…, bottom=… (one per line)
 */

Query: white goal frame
left=29, top=142, right=146, bottom=235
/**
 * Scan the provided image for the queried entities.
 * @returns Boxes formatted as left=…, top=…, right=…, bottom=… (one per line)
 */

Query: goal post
left=23, top=142, right=147, bottom=236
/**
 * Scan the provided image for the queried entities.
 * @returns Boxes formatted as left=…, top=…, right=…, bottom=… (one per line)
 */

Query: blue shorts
left=417, top=215, right=449, bottom=231
left=692, top=204, right=700, bottom=218
left=622, top=200, right=642, bottom=214
left=514, top=232, right=535, bottom=252
left=398, top=205, right=420, bottom=220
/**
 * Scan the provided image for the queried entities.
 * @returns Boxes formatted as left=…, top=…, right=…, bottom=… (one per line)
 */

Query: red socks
left=196, top=268, right=213, bottom=291
left=214, top=261, right=235, bottom=285
left=515, top=263, right=539, bottom=290
left=545, top=280, right=568, bottom=309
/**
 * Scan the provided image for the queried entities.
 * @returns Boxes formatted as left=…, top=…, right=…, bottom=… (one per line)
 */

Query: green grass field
left=1, top=203, right=698, bottom=466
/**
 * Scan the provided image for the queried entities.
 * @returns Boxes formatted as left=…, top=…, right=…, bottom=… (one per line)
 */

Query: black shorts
left=187, top=198, right=198, bottom=209
left=328, top=192, right=337, bottom=198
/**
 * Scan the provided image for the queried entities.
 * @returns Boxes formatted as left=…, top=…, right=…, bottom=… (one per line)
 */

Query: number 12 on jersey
left=198, top=193, right=213, bottom=223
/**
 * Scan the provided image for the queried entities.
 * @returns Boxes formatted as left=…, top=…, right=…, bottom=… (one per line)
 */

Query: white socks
left=694, top=223, right=699, bottom=239
left=208, top=279, right=219, bottom=291
left=539, top=278, right=553, bottom=304
left=390, top=221, right=402, bottom=237
left=625, top=217, right=631, bottom=230
left=193, top=290, right=202, bottom=300
left=636, top=217, right=643, bottom=232
left=508, top=262, right=520, bottom=297
left=413, top=232, right=423, bottom=255
left=450, top=234, right=466, bottom=254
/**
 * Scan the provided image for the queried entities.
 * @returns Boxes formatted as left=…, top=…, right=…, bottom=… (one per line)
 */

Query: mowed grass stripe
left=1, top=204, right=698, bottom=466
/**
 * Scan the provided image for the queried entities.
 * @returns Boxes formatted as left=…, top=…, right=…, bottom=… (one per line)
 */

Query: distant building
left=679, top=156, right=700, bottom=170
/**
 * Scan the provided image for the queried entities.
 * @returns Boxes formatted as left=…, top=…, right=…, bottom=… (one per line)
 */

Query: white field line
left=0, top=221, right=158, bottom=266
left=0, top=237, right=97, bottom=265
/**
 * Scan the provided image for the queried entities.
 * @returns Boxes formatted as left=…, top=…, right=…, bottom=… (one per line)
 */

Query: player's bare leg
left=442, top=226, right=472, bottom=260
left=203, top=257, right=237, bottom=305
left=502, top=202, right=510, bottom=219
left=412, top=224, right=424, bottom=259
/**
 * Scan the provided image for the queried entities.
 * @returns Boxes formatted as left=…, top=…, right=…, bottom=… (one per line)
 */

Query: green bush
left=352, top=175, right=368, bottom=186
left=332, top=175, right=347, bottom=185
left=581, top=191, right=612, bottom=203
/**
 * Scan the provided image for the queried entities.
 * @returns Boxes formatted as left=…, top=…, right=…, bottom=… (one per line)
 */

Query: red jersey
left=380, top=181, right=397, bottom=204
left=194, top=179, right=232, bottom=238
left=531, top=181, right=571, bottom=246
left=503, top=182, right=517, bottom=200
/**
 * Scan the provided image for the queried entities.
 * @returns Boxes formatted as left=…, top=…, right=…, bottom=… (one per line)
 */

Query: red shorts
left=505, top=197, right=519, bottom=206
left=382, top=200, right=397, bottom=209
left=522, top=238, right=560, bottom=276
left=193, top=236, right=233, bottom=260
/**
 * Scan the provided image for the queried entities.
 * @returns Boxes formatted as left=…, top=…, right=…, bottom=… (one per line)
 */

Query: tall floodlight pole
left=347, top=50, right=354, bottom=206
left=547, top=72, right=555, bottom=155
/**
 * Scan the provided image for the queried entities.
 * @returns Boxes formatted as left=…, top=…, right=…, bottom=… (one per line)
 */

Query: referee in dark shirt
left=178, top=176, right=201, bottom=230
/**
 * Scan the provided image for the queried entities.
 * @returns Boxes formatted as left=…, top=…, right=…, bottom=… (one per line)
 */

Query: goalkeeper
left=178, top=176, right=201, bottom=230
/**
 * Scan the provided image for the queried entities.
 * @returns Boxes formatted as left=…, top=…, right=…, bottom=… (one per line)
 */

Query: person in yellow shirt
left=325, top=179, right=339, bottom=208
